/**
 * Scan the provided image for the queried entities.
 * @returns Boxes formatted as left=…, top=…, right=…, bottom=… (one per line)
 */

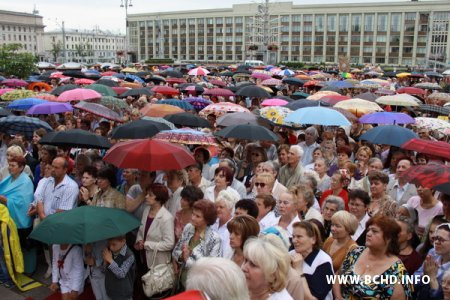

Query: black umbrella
left=384, top=72, right=397, bottom=77
left=0, top=108, right=13, bottom=117
left=285, top=99, right=330, bottom=110
left=220, top=71, right=234, bottom=77
left=160, top=70, right=183, bottom=78
left=416, top=104, right=450, bottom=116
left=164, top=112, right=211, bottom=128
left=111, top=119, right=170, bottom=139
left=62, top=70, right=86, bottom=78
left=215, top=124, right=279, bottom=142
left=355, top=92, right=378, bottom=102
left=0, top=116, right=53, bottom=140
left=50, top=84, right=78, bottom=96
left=424, top=71, right=443, bottom=78
left=282, top=77, right=305, bottom=86
left=40, top=129, right=111, bottom=149
left=320, top=86, right=343, bottom=94
left=235, top=85, right=271, bottom=99
left=144, top=76, right=166, bottom=84
left=119, top=88, right=153, bottom=98
left=135, top=71, right=152, bottom=78
left=96, top=79, right=119, bottom=87
left=272, top=95, right=294, bottom=102
left=180, top=85, right=205, bottom=93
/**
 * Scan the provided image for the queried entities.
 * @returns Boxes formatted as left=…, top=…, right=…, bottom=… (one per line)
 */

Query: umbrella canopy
left=318, top=95, right=351, bottom=106
left=416, top=104, right=450, bottom=116
left=141, top=116, right=176, bottom=129
left=236, top=85, right=272, bottom=99
left=327, top=81, right=355, bottom=89
left=1, top=79, right=28, bottom=88
left=355, top=92, right=378, bottom=102
left=376, top=94, right=421, bottom=107
left=209, top=79, right=226, bottom=87
left=285, top=99, right=328, bottom=110
left=40, top=129, right=111, bottom=149
left=50, top=84, right=78, bottom=96
left=261, top=78, right=282, bottom=86
left=29, top=206, right=140, bottom=244
left=188, top=67, right=210, bottom=76
left=215, top=124, right=279, bottom=142
left=401, top=138, right=450, bottom=161
left=203, top=88, right=235, bottom=97
left=96, top=79, right=120, bottom=87
left=100, top=96, right=129, bottom=111
left=0, top=108, right=12, bottom=117
left=160, top=70, right=183, bottom=78
left=397, top=87, right=426, bottom=96
left=402, top=164, right=450, bottom=189
left=158, top=99, right=194, bottom=111
left=427, top=93, right=450, bottom=103
left=358, top=112, right=415, bottom=125
left=282, top=77, right=305, bottom=86
left=27, top=82, right=52, bottom=92
left=103, top=139, right=196, bottom=171
left=140, top=103, right=185, bottom=118
left=26, top=102, right=73, bottom=115
left=199, top=102, right=250, bottom=117
left=1, top=90, right=36, bottom=101
left=259, top=106, right=299, bottom=127
left=154, top=128, right=218, bottom=146
left=414, top=117, right=450, bottom=131
left=75, top=78, right=95, bottom=85
left=216, top=112, right=259, bottom=127
left=111, top=119, right=170, bottom=139
left=7, top=98, right=47, bottom=110
left=285, top=106, right=351, bottom=126
left=166, top=77, right=187, bottom=84
left=164, top=112, right=211, bottom=128
left=85, top=84, right=117, bottom=97
left=414, top=82, right=442, bottom=90
left=0, top=88, right=15, bottom=96
left=261, top=99, right=288, bottom=107
left=151, top=86, right=180, bottom=96
left=0, top=116, right=52, bottom=139
left=251, top=73, right=272, bottom=80
left=119, top=88, right=153, bottom=98
left=334, top=98, right=384, bottom=117
left=183, top=97, right=212, bottom=111
left=57, top=88, right=102, bottom=102
left=74, top=101, right=122, bottom=122
left=359, top=125, right=418, bottom=147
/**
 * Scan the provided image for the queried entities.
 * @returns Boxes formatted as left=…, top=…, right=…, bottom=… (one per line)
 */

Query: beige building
left=43, top=28, right=126, bottom=64
left=127, top=0, right=450, bottom=68
left=0, top=10, right=45, bottom=59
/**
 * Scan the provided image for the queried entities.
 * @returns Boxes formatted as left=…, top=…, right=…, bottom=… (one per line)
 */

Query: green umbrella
left=100, top=96, right=129, bottom=111
left=85, top=84, right=117, bottom=97
left=29, top=206, right=140, bottom=244
left=1, top=90, right=37, bottom=101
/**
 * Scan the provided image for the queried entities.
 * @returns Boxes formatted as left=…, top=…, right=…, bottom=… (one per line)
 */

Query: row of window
left=1, top=24, right=38, bottom=32
left=1, top=34, right=37, bottom=42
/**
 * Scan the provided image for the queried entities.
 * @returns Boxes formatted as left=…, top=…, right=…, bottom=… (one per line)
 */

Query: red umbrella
left=397, top=87, right=426, bottom=96
left=203, top=88, right=235, bottom=97
left=101, top=71, right=118, bottom=76
left=401, top=138, right=450, bottom=161
left=210, top=79, right=226, bottom=87
left=166, top=78, right=186, bottom=84
left=151, top=86, right=180, bottom=95
left=111, top=86, right=130, bottom=96
left=103, top=139, right=196, bottom=171
left=75, top=78, right=95, bottom=85
left=402, top=164, right=450, bottom=189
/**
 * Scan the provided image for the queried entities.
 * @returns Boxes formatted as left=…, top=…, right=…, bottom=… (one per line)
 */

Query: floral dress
left=340, top=246, right=413, bottom=299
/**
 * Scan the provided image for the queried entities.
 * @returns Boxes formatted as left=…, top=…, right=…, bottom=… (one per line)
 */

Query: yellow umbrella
left=334, top=98, right=383, bottom=117
left=121, top=67, right=138, bottom=73
left=396, top=72, right=411, bottom=78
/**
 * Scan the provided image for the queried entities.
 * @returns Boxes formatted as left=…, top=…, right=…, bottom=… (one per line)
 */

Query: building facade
left=0, top=10, right=45, bottom=59
left=127, top=0, right=450, bottom=68
left=42, top=28, right=126, bottom=64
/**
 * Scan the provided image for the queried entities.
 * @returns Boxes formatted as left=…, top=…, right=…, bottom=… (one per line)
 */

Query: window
left=304, top=15, right=313, bottom=22
left=376, top=35, right=387, bottom=42
left=225, top=18, right=233, bottom=24
left=207, top=18, right=213, bottom=25
left=235, top=17, right=243, bottom=23
left=315, top=15, right=324, bottom=32
left=391, top=14, right=401, bottom=31
left=293, top=15, right=301, bottom=22
left=405, top=13, right=416, bottom=21
left=377, top=14, right=387, bottom=31
left=292, top=25, right=301, bottom=32
left=352, top=14, right=361, bottom=32
left=216, top=18, right=223, bottom=25
left=281, top=15, right=289, bottom=22
left=188, top=19, right=195, bottom=25
left=327, top=15, right=336, bottom=32
left=364, top=14, right=374, bottom=32
left=339, top=15, right=348, bottom=31
left=364, top=35, right=374, bottom=43
left=304, top=25, right=312, bottom=32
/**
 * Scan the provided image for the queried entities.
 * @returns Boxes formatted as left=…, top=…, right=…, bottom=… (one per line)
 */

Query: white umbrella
left=376, top=94, right=421, bottom=107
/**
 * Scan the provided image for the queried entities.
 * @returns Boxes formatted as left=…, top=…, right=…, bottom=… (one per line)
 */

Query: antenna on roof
left=32, top=4, right=39, bottom=15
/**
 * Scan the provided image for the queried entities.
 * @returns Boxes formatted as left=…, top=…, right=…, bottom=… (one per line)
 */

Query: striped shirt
left=39, top=175, right=79, bottom=216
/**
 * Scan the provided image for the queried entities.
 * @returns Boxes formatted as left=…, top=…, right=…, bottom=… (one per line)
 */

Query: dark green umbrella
left=29, top=206, right=141, bottom=244
left=50, top=84, right=78, bottom=96
left=85, top=84, right=117, bottom=97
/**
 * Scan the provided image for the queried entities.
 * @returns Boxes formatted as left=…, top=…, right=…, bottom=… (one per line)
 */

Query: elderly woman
left=290, top=221, right=334, bottom=300
left=323, top=211, right=358, bottom=272
left=78, top=166, right=99, bottom=206
left=368, top=171, right=397, bottom=218
left=334, top=215, right=413, bottom=300
left=414, top=223, right=450, bottom=300
left=0, top=145, right=33, bottom=182
left=135, top=184, right=175, bottom=277
left=173, top=199, right=222, bottom=290
left=276, top=144, right=290, bottom=167
left=276, top=190, right=301, bottom=237
left=320, top=171, right=349, bottom=210
left=88, top=167, right=125, bottom=209
left=166, top=169, right=188, bottom=216
left=212, top=189, right=240, bottom=259
left=242, top=235, right=293, bottom=300
left=292, top=184, right=324, bottom=224
left=254, top=163, right=287, bottom=201
left=314, top=158, right=331, bottom=196
left=396, top=216, right=423, bottom=275
left=255, top=194, right=278, bottom=232
left=321, top=139, right=337, bottom=167
left=117, top=168, right=137, bottom=196
left=174, top=186, right=204, bottom=241
left=321, top=195, right=345, bottom=238
left=227, top=215, right=260, bottom=266
left=204, top=166, right=240, bottom=202
left=0, top=156, right=35, bottom=274
left=237, top=146, right=268, bottom=191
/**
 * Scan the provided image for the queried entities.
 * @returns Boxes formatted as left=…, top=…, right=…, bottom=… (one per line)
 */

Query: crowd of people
left=0, top=64, right=450, bottom=300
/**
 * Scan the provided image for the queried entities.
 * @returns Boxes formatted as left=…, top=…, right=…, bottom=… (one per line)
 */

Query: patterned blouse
left=340, top=246, right=413, bottom=300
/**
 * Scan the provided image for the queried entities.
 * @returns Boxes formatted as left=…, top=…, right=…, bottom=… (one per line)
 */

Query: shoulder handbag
left=141, top=244, right=175, bottom=297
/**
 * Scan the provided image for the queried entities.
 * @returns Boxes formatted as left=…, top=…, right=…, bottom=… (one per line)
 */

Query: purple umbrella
left=183, top=97, right=212, bottom=111
left=1, top=79, right=29, bottom=88
left=359, top=112, right=415, bottom=125
left=26, top=102, right=73, bottom=115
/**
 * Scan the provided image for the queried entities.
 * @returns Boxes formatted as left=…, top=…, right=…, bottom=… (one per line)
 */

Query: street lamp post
left=120, top=0, right=132, bottom=64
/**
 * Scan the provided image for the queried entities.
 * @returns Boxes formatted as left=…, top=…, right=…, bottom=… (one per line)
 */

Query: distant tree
left=50, top=41, right=63, bottom=62
left=0, top=43, right=37, bottom=78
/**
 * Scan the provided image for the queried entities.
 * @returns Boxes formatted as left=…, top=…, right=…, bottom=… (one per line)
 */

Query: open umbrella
left=0, top=90, right=36, bottom=101
left=75, top=78, right=95, bottom=85
left=29, top=206, right=140, bottom=244
left=0, top=108, right=12, bottom=117
left=0, top=88, right=15, bottom=96
left=50, top=84, right=78, bottom=96
left=199, top=102, right=250, bottom=117
left=414, top=83, right=442, bottom=90
left=141, top=116, right=176, bottom=129
left=359, top=125, right=418, bottom=147
left=416, top=104, right=450, bottom=116
left=111, top=119, right=170, bottom=139
left=158, top=99, right=194, bottom=111
left=216, top=112, right=259, bottom=127
left=7, top=98, right=47, bottom=110
left=154, top=128, right=218, bottom=146
left=74, top=101, right=122, bottom=122
left=96, top=79, right=120, bottom=87
left=203, top=88, right=235, bottom=97
left=427, top=93, right=450, bottom=103
left=334, top=98, right=383, bottom=117
left=261, top=79, right=282, bottom=86
left=183, top=97, right=212, bottom=111
left=235, top=85, right=271, bottom=99
left=285, top=107, right=351, bottom=126
left=215, top=124, right=279, bottom=142
left=151, top=86, right=180, bottom=96
left=40, top=129, right=111, bottom=149
left=57, top=88, right=102, bottom=102
left=26, top=102, right=73, bottom=115
left=414, top=117, right=450, bottom=131
left=0, top=116, right=52, bottom=139
left=397, top=87, right=426, bottom=96
left=358, top=112, right=415, bottom=125
left=188, top=67, right=210, bottom=76
left=1, top=79, right=28, bottom=88
left=100, top=96, right=129, bottom=111
left=164, top=112, right=210, bottom=128
left=402, top=164, right=450, bottom=189
left=103, top=139, right=196, bottom=171
left=27, top=82, right=52, bottom=92
left=401, top=138, right=450, bottom=161
left=259, top=106, right=300, bottom=127
left=85, top=84, right=117, bottom=97
left=261, top=99, right=288, bottom=107
left=140, top=104, right=185, bottom=118
left=282, top=77, right=305, bottom=86
left=376, top=94, right=421, bottom=107
left=119, top=88, right=153, bottom=98
left=285, top=99, right=327, bottom=110
left=318, top=95, right=351, bottom=106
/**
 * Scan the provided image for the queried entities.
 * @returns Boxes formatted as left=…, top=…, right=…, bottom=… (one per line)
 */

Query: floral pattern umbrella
left=261, top=78, right=282, bottom=86
left=414, top=117, right=450, bottom=131
left=427, top=92, right=450, bottom=103
left=0, top=90, right=37, bottom=101
left=0, top=88, right=15, bottom=96
left=154, top=128, right=218, bottom=146
left=414, top=83, right=442, bottom=90
left=260, top=106, right=298, bottom=127
left=199, top=102, right=250, bottom=117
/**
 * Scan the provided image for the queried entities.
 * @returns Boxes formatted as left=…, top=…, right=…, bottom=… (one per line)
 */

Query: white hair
left=305, top=126, right=319, bottom=138
left=186, top=257, right=249, bottom=300
left=216, top=189, right=239, bottom=210
left=290, top=145, right=303, bottom=158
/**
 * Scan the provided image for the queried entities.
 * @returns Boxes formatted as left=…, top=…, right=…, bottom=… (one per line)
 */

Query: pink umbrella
left=261, top=78, right=282, bottom=86
left=199, top=102, right=250, bottom=117
left=209, top=79, right=226, bottom=87
left=0, top=88, right=14, bottom=96
left=75, top=78, right=95, bottom=85
left=261, top=98, right=289, bottom=107
left=188, top=67, right=210, bottom=76
left=203, top=88, right=235, bottom=97
left=1, top=79, right=28, bottom=87
left=251, top=73, right=272, bottom=80
left=56, top=88, right=102, bottom=102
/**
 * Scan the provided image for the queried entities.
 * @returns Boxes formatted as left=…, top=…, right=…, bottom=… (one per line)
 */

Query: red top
left=319, top=189, right=349, bottom=210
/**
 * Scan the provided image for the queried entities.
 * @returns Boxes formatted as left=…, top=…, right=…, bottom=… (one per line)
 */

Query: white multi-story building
left=127, top=0, right=450, bottom=68
left=0, top=9, right=45, bottom=59
left=42, top=28, right=126, bottom=64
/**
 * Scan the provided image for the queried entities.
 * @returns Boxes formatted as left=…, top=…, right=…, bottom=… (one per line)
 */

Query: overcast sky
left=2, top=0, right=434, bottom=34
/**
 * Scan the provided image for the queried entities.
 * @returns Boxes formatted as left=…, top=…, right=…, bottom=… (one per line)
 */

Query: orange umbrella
left=140, top=104, right=184, bottom=118
left=28, top=82, right=52, bottom=92
left=296, top=74, right=311, bottom=80
left=120, top=82, right=142, bottom=89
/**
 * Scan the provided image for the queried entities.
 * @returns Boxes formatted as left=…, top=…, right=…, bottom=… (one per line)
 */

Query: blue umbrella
left=359, top=125, right=418, bottom=147
left=0, top=116, right=52, bottom=139
left=359, top=112, right=415, bottom=125
left=125, top=74, right=144, bottom=83
left=7, top=98, right=47, bottom=110
left=327, top=81, right=355, bottom=89
left=112, top=73, right=125, bottom=79
left=158, top=99, right=194, bottom=111
left=285, top=106, right=351, bottom=126
left=26, top=102, right=73, bottom=115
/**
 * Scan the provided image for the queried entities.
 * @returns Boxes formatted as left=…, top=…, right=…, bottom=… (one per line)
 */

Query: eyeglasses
left=254, top=182, right=266, bottom=188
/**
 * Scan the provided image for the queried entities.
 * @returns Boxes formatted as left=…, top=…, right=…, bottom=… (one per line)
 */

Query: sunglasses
left=254, top=182, right=266, bottom=188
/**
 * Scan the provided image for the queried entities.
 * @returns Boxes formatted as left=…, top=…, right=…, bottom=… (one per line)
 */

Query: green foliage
left=279, top=61, right=305, bottom=69
left=50, top=41, right=63, bottom=62
left=0, top=43, right=37, bottom=78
